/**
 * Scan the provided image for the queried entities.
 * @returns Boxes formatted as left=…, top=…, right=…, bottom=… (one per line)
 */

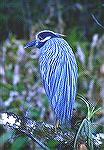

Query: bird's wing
left=39, top=38, right=78, bottom=124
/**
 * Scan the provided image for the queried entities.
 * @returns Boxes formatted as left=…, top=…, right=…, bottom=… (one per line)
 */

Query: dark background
left=0, top=0, right=104, bottom=40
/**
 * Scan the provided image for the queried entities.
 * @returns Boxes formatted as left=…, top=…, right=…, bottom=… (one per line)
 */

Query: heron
left=24, top=30, right=78, bottom=129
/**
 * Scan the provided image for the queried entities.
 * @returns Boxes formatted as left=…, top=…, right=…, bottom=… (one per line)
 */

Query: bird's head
left=24, top=30, right=65, bottom=49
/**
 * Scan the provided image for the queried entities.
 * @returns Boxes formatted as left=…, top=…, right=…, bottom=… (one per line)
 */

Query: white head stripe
left=40, top=36, right=51, bottom=42
left=36, top=30, right=55, bottom=40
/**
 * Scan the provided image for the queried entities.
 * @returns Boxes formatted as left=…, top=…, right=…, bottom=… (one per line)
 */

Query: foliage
left=74, top=95, right=102, bottom=150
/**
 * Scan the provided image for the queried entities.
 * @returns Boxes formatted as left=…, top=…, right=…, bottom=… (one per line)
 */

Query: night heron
left=24, top=30, right=78, bottom=128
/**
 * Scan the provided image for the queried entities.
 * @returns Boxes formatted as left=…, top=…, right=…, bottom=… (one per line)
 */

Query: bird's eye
left=38, top=35, right=43, bottom=40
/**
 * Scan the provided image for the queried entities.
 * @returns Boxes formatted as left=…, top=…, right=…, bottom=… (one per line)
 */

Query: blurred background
left=0, top=0, right=104, bottom=149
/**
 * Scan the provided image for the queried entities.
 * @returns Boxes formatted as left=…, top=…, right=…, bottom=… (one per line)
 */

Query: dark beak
left=24, top=40, right=37, bottom=49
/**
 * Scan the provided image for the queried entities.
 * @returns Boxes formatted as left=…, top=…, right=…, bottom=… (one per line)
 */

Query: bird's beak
left=24, top=40, right=37, bottom=49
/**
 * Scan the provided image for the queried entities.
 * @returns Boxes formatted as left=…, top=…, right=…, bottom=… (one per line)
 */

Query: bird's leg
left=55, top=119, right=60, bottom=132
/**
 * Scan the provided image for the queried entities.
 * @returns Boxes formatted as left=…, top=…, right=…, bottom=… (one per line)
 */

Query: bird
left=24, top=30, right=78, bottom=129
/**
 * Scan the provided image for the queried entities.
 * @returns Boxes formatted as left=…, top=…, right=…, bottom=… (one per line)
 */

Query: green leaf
left=74, top=118, right=87, bottom=149
left=0, top=131, right=13, bottom=145
left=11, top=136, right=28, bottom=150
left=46, top=139, right=59, bottom=149
left=90, top=107, right=102, bottom=119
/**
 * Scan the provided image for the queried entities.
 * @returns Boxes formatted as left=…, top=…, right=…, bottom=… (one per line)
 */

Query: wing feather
left=39, top=38, right=78, bottom=125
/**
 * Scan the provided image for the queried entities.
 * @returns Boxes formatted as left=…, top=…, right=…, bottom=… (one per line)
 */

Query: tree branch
left=0, top=112, right=76, bottom=149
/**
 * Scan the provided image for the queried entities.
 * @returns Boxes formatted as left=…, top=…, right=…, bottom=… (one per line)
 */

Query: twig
left=18, top=129, right=50, bottom=150
left=91, top=14, right=104, bottom=29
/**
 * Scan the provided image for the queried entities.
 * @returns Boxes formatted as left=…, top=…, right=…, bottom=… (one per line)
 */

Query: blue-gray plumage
left=24, top=30, right=78, bottom=127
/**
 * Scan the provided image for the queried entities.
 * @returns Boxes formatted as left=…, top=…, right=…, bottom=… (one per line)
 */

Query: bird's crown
left=36, top=30, right=65, bottom=42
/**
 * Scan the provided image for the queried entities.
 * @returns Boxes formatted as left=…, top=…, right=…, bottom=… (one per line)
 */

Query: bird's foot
left=55, top=120, right=60, bottom=132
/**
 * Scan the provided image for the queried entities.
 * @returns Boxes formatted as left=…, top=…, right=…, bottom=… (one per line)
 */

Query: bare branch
left=91, top=14, right=104, bottom=29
